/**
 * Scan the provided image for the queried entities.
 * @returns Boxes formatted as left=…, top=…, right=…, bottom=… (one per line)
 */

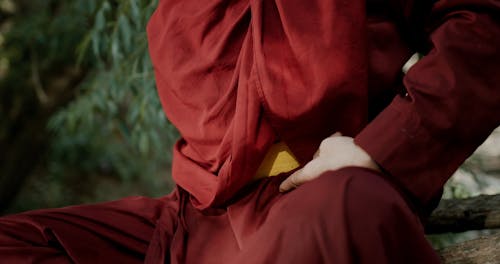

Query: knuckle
left=319, top=137, right=332, bottom=149
left=290, top=177, right=299, bottom=188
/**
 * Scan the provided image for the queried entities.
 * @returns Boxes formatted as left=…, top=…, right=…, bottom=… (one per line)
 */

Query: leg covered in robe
left=0, top=167, right=440, bottom=263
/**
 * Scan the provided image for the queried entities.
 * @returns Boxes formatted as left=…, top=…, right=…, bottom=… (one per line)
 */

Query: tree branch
left=425, top=194, right=500, bottom=234
left=439, top=232, right=500, bottom=264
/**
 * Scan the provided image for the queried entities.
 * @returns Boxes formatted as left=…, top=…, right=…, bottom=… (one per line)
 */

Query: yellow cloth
left=254, top=142, right=300, bottom=179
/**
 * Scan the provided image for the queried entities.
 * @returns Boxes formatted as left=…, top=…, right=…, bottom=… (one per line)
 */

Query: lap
left=0, top=167, right=438, bottom=263
left=181, top=166, right=439, bottom=264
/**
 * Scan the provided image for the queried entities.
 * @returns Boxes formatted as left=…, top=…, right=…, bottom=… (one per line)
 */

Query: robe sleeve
left=353, top=0, right=500, bottom=210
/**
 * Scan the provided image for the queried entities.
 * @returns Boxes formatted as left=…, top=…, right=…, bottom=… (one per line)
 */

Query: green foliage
left=0, top=1, right=88, bottom=111
left=1, top=0, right=178, bottom=212
left=47, top=0, right=177, bottom=192
left=442, top=179, right=470, bottom=199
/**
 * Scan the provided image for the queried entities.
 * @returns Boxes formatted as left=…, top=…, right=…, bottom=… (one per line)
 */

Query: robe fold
left=147, top=0, right=500, bottom=211
left=0, top=0, right=499, bottom=263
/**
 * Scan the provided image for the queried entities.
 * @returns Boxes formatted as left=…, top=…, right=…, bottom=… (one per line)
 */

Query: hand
left=279, top=132, right=381, bottom=192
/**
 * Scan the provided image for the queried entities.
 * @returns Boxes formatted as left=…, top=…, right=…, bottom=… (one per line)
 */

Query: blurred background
left=0, top=0, right=498, bottom=248
left=0, top=0, right=178, bottom=215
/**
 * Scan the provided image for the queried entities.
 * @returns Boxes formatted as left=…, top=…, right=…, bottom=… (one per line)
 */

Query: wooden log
left=425, top=194, right=500, bottom=234
left=439, top=232, right=500, bottom=264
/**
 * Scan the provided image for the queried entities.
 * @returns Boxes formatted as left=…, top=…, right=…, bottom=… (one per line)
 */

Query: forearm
left=354, top=0, right=500, bottom=209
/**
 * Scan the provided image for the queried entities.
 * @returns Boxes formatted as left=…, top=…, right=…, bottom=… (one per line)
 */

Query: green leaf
left=95, top=10, right=106, bottom=31
left=138, top=131, right=150, bottom=155
left=129, top=0, right=141, bottom=26
left=118, top=15, right=132, bottom=51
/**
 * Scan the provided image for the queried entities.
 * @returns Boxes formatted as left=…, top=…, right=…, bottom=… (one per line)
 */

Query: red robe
left=0, top=0, right=499, bottom=263
left=147, top=0, right=500, bottom=211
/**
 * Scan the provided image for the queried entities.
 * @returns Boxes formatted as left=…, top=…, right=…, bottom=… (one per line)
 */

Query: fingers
left=315, top=131, right=343, bottom=157
left=278, top=159, right=324, bottom=192
left=279, top=131, right=343, bottom=192
left=331, top=131, right=342, bottom=137
left=279, top=168, right=304, bottom=192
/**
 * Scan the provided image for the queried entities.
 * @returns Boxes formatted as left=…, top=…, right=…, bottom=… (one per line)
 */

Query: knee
left=280, top=166, right=411, bottom=224
left=341, top=167, right=418, bottom=230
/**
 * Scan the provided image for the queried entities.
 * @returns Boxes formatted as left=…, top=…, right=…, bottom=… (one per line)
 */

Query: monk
left=1, top=0, right=499, bottom=263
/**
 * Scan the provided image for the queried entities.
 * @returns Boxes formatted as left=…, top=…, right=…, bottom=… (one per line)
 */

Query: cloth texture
left=0, top=167, right=440, bottom=263
left=1, top=0, right=499, bottom=262
left=147, top=0, right=500, bottom=212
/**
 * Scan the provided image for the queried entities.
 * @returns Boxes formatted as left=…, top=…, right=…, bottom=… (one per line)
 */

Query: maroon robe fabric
left=0, top=167, right=441, bottom=263
left=147, top=0, right=500, bottom=212
left=1, top=0, right=499, bottom=263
